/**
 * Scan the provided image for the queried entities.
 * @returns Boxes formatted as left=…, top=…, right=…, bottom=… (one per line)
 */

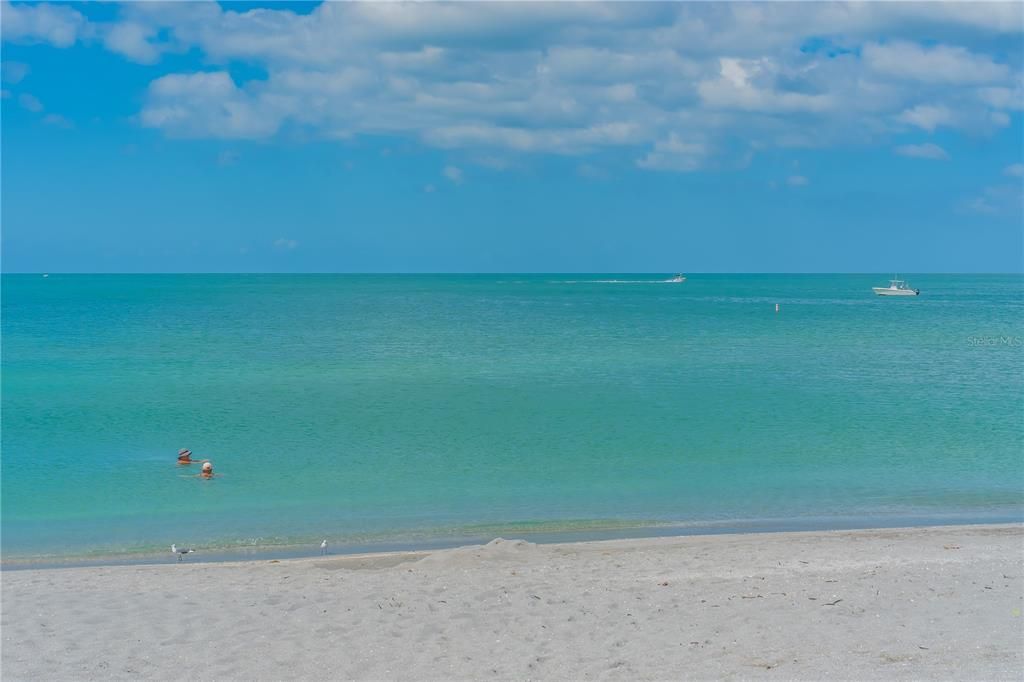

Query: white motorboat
left=873, top=276, right=919, bottom=296
left=667, top=273, right=686, bottom=283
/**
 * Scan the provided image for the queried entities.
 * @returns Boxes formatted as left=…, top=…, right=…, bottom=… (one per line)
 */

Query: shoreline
left=4, top=513, right=1022, bottom=570
left=4, top=523, right=1021, bottom=680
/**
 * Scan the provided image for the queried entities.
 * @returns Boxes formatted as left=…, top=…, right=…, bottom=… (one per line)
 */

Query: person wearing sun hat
left=177, top=448, right=209, bottom=465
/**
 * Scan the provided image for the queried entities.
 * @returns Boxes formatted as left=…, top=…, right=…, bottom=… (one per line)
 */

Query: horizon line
left=3, top=271, right=1023, bottom=276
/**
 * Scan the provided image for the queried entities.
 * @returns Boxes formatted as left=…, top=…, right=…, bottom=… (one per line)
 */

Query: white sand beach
left=2, top=524, right=1022, bottom=680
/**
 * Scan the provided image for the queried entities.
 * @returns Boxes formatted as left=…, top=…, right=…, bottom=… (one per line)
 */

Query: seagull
left=171, top=544, right=195, bottom=561
left=320, top=539, right=328, bottom=556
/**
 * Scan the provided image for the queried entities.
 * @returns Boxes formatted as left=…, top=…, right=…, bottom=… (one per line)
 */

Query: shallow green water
left=2, top=274, right=1022, bottom=559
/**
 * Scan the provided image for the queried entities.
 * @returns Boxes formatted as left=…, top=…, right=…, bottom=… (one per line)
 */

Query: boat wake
left=549, top=279, right=684, bottom=285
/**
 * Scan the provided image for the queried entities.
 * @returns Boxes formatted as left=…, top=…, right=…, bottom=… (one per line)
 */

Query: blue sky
left=2, top=1, right=1022, bottom=273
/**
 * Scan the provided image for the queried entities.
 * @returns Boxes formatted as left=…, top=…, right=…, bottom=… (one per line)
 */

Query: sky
left=1, top=1, right=1022, bottom=273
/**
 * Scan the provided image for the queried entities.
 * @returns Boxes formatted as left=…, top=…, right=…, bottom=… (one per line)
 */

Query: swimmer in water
left=177, top=448, right=209, bottom=465
left=198, top=461, right=215, bottom=479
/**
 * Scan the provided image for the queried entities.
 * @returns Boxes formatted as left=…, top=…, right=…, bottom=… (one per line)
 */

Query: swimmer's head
left=202, top=462, right=212, bottom=471
left=179, top=448, right=192, bottom=457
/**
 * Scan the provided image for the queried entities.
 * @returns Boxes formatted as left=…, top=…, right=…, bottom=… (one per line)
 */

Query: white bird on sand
left=320, top=539, right=327, bottom=555
left=171, top=544, right=195, bottom=561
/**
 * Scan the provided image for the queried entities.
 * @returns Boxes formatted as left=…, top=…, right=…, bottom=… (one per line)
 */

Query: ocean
left=2, top=274, right=1022, bottom=563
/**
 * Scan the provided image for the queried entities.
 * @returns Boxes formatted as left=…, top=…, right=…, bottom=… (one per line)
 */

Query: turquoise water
left=2, top=274, right=1022, bottom=561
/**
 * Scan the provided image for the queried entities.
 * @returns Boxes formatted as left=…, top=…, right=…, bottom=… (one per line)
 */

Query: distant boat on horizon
left=667, top=273, right=686, bottom=283
left=873, top=275, right=919, bottom=296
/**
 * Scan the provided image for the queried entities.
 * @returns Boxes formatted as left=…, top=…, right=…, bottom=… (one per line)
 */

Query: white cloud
left=898, top=104, right=954, bottom=132
left=141, top=72, right=282, bottom=139
left=697, top=58, right=834, bottom=113
left=443, top=165, right=464, bottom=184
left=104, top=21, right=160, bottom=64
left=911, top=2, right=1024, bottom=34
left=635, top=133, right=707, bottom=172
left=273, top=238, right=298, bottom=250
left=978, top=85, right=1024, bottom=111
left=422, top=122, right=644, bottom=155
left=894, top=143, right=949, bottom=160
left=0, top=0, right=87, bottom=48
left=18, top=93, right=43, bottom=112
left=86, top=3, right=1012, bottom=163
left=863, top=41, right=1010, bottom=85
left=787, top=175, right=809, bottom=187
left=1005, top=163, right=1024, bottom=178
left=3, top=2, right=1022, bottom=170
